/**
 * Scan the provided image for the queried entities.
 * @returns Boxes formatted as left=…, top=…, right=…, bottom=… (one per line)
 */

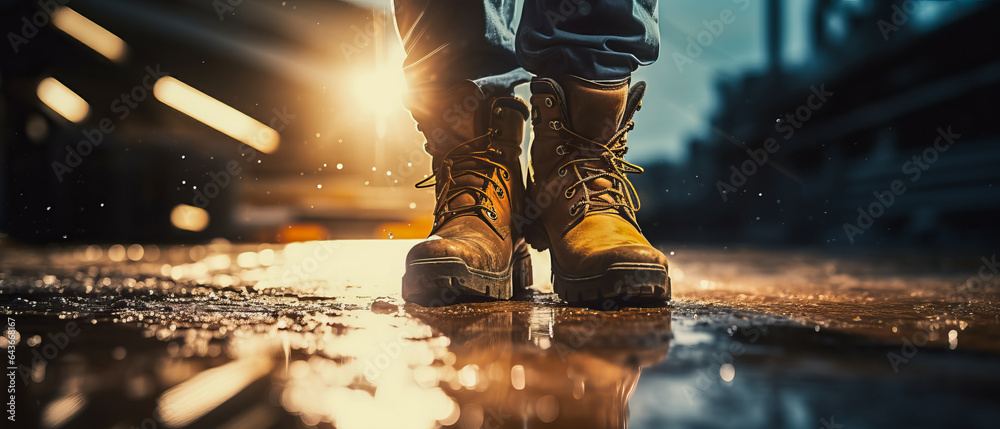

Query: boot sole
left=402, top=240, right=533, bottom=306
left=552, top=260, right=670, bottom=307
left=525, top=222, right=670, bottom=306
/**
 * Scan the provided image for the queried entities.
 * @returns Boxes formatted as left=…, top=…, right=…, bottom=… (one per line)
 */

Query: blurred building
left=634, top=0, right=1000, bottom=250
left=1, top=0, right=430, bottom=243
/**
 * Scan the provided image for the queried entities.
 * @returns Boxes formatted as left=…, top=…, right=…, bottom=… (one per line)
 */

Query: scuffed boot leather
left=523, top=75, right=669, bottom=306
left=402, top=82, right=533, bottom=306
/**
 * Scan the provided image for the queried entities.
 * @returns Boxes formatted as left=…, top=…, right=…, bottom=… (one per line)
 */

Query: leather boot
left=402, top=82, right=532, bottom=306
left=523, top=76, right=669, bottom=305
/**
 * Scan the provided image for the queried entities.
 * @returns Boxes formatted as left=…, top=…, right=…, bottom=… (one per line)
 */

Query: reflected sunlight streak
left=41, top=392, right=86, bottom=429
left=153, top=77, right=280, bottom=153
left=52, top=7, right=127, bottom=62
left=156, top=358, right=272, bottom=428
left=37, top=77, right=89, bottom=123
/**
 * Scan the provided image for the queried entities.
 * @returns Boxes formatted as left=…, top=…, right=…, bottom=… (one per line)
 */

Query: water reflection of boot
left=406, top=303, right=671, bottom=428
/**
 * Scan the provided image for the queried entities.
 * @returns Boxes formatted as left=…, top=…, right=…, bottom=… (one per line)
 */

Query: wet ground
left=2, top=240, right=999, bottom=429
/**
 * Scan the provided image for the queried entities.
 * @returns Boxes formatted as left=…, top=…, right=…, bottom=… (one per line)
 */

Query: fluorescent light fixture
left=154, top=76, right=280, bottom=153
left=52, top=7, right=127, bottom=62
left=37, top=77, right=89, bottom=123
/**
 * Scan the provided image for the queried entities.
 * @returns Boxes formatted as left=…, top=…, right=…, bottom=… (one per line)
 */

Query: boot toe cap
left=406, top=235, right=507, bottom=273
left=582, top=244, right=668, bottom=273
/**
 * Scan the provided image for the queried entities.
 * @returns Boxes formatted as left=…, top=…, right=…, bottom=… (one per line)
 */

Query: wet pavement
left=2, top=240, right=999, bottom=429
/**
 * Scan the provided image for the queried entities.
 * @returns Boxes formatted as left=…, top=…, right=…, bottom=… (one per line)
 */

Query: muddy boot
left=523, top=76, right=669, bottom=306
left=402, top=82, right=533, bottom=306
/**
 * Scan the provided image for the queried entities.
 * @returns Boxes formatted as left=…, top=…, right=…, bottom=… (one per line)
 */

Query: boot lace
left=415, top=131, right=510, bottom=236
left=552, top=119, right=644, bottom=232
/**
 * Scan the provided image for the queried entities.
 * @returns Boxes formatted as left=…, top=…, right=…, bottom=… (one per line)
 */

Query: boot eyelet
left=486, top=210, right=498, bottom=220
left=491, top=128, right=503, bottom=137
left=556, top=145, right=568, bottom=155
left=558, top=168, right=567, bottom=177
left=495, top=148, right=503, bottom=156
left=496, top=187, right=505, bottom=199
left=569, top=205, right=582, bottom=217
left=494, top=107, right=503, bottom=118
left=544, top=97, right=554, bottom=107
left=549, top=121, right=563, bottom=130
left=565, top=187, right=576, bottom=199
left=501, top=170, right=510, bottom=180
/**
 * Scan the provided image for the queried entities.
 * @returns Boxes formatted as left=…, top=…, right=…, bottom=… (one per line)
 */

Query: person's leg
left=394, top=1, right=533, bottom=305
left=516, top=0, right=670, bottom=306
left=393, top=0, right=531, bottom=102
left=515, top=0, right=659, bottom=81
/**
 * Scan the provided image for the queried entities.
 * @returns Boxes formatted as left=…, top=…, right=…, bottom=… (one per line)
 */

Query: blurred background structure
left=1, top=0, right=998, bottom=249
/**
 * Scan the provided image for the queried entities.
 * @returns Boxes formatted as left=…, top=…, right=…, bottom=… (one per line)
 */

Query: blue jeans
left=393, top=0, right=659, bottom=97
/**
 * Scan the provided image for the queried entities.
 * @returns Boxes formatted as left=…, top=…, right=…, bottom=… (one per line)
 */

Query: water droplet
left=720, top=363, right=735, bottom=382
